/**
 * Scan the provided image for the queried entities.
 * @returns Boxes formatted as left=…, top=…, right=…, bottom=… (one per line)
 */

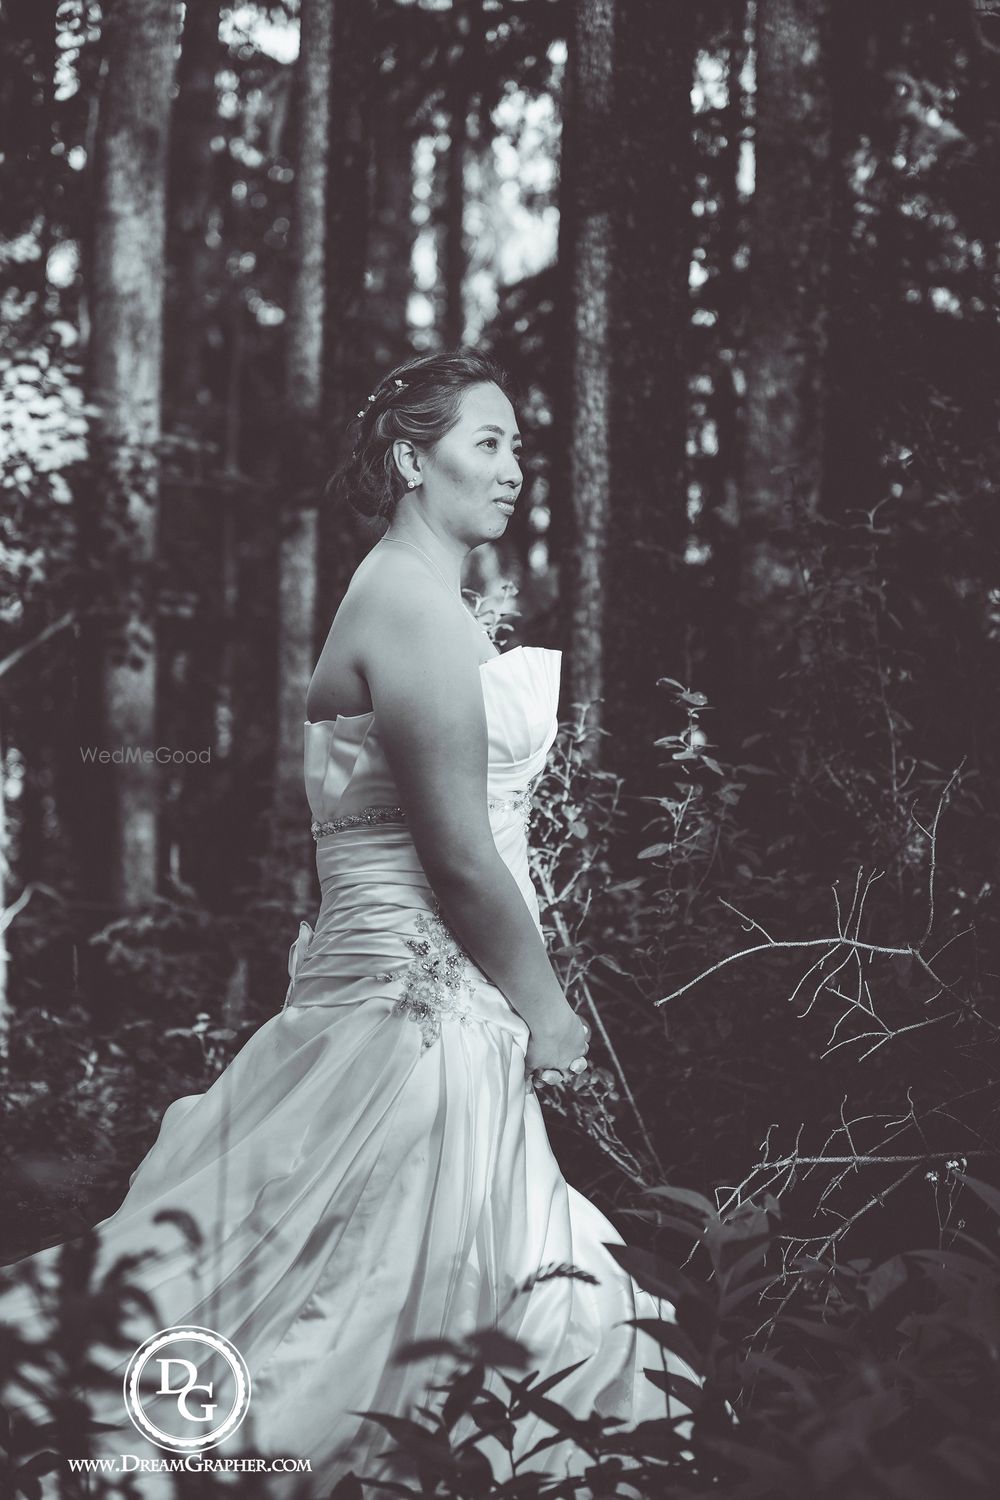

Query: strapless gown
left=0, top=645, right=698, bottom=1496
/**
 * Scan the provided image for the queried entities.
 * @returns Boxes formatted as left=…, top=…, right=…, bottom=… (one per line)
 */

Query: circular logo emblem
left=123, top=1326, right=251, bottom=1453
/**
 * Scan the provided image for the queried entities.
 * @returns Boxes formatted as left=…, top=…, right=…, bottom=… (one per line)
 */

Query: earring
left=407, top=479, right=417, bottom=490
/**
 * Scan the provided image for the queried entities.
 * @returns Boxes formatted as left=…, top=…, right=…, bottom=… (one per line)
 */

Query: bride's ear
left=392, top=438, right=421, bottom=489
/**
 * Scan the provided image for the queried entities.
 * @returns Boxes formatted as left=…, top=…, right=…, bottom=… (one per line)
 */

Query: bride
left=0, top=348, right=698, bottom=1495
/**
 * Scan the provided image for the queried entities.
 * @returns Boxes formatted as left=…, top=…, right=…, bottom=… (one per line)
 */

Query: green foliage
left=0, top=1224, right=318, bottom=1499
left=3, top=1174, right=999, bottom=1497
left=318, top=1174, right=998, bottom=1498
left=0, top=312, right=87, bottom=627
left=1, top=897, right=261, bottom=1260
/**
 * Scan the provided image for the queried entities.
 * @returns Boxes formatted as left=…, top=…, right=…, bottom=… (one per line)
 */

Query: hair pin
left=356, top=379, right=408, bottom=421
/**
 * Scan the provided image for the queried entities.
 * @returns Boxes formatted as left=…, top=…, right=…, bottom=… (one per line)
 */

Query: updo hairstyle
left=327, top=347, right=514, bottom=527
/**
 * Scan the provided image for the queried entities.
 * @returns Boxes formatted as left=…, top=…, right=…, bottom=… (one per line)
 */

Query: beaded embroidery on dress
left=0, top=642, right=700, bottom=1500
left=373, top=902, right=479, bottom=1049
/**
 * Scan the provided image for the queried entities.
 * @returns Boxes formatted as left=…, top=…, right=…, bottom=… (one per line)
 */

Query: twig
left=917, top=761, right=964, bottom=948
left=0, top=611, right=76, bottom=681
left=533, top=859, right=665, bottom=1182
left=750, top=1165, right=925, bottom=1340
left=1, top=882, right=61, bottom=934
left=656, top=930, right=920, bottom=1005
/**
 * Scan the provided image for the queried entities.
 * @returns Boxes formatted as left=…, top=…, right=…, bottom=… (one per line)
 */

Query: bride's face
left=419, top=382, right=524, bottom=543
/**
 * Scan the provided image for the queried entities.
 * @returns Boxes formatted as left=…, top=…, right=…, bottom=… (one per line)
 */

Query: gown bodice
left=284, top=645, right=564, bottom=1011
left=303, top=644, right=562, bottom=835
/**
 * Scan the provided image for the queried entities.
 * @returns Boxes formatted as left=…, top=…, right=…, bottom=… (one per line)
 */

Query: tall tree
left=700, top=0, right=751, bottom=714
left=273, top=0, right=333, bottom=900
left=821, top=0, right=903, bottom=521
left=82, top=0, right=181, bottom=908
left=162, top=0, right=226, bottom=894
left=324, top=0, right=374, bottom=433
left=562, top=0, right=615, bottom=761
left=604, top=0, right=696, bottom=790
left=318, top=0, right=375, bottom=623
left=367, top=19, right=418, bottom=370
left=167, top=0, right=223, bottom=422
left=442, top=2, right=473, bottom=347
left=738, top=0, right=834, bottom=657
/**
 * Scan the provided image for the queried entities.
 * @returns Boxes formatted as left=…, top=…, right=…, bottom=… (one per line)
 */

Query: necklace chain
left=376, top=536, right=492, bottom=641
left=377, top=536, right=457, bottom=597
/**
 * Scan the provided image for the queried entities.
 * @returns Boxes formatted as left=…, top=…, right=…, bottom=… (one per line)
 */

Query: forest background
left=2, top=1, right=1000, bottom=1495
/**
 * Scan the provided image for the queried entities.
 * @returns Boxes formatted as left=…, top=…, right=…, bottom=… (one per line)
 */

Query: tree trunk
left=273, top=0, right=332, bottom=902
left=442, top=62, right=470, bottom=347
left=318, top=0, right=375, bottom=625
left=162, top=0, right=226, bottom=896
left=167, top=0, right=223, bottom=421
left=822, top=0, right=901, bottom=521
left=604, top=0, right=695, bottom=790
left=702, top=0, right=751, bottom=715
left=368, top=65, right=416, bottom=370
left=323, top=0, right=373, bottom=444
left=84, top=0, right=181, bottom=910
left=739, top=0, right=833, bottom=650
left=563, top=0, right=615, bottom=761
left=549, top=25, right=576, bottom=638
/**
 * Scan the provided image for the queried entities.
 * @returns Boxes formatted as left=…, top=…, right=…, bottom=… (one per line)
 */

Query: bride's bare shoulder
left=345, top=544, right=445, bottom=619
left=308, top=550, right=457, bottom=721
left=333, top=546, right=457, bottom=658
left=348, top=542, right=417, bottom=592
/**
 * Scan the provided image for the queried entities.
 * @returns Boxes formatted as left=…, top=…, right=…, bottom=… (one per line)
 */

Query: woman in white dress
left=0, top=349, right=697, bottom=1496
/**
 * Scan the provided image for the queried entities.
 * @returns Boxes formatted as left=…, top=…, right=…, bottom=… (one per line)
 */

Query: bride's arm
left=361, top=571, right=584, bottom=1065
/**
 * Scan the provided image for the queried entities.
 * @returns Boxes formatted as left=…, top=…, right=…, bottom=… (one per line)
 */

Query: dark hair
left=327, top=347, right=515, bottom=527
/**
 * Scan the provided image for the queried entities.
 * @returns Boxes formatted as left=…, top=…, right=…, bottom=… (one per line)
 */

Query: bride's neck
left=378, top=527, right=469, bottom=589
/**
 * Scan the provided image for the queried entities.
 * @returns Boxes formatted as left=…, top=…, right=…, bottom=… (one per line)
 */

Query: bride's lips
left=493, top=498, right=516, bottom=516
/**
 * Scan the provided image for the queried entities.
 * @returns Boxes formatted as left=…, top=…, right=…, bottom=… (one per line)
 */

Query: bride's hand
left=525, top=1006, right=590, bottom=1086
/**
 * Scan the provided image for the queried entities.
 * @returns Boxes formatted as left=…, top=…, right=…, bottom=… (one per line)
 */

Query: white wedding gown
left=0, top=644, right=697, bottom=1496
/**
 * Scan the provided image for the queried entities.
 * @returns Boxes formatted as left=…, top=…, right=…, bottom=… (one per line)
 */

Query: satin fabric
left=0, top=645, right=697, bottom=1496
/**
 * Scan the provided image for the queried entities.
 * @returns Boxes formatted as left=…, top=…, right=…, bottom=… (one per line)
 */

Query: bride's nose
left=499, top=453, right=522, bottom=487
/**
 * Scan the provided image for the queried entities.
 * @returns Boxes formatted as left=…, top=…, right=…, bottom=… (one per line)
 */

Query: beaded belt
left=311, top=776, right=540, bottom=840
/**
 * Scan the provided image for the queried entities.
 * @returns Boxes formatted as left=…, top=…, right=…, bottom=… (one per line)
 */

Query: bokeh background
left=2, top=3, right=1000, bottom=1488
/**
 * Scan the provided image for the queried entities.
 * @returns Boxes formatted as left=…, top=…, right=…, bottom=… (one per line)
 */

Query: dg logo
left=123, top=1326, right=252, bottom=1453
